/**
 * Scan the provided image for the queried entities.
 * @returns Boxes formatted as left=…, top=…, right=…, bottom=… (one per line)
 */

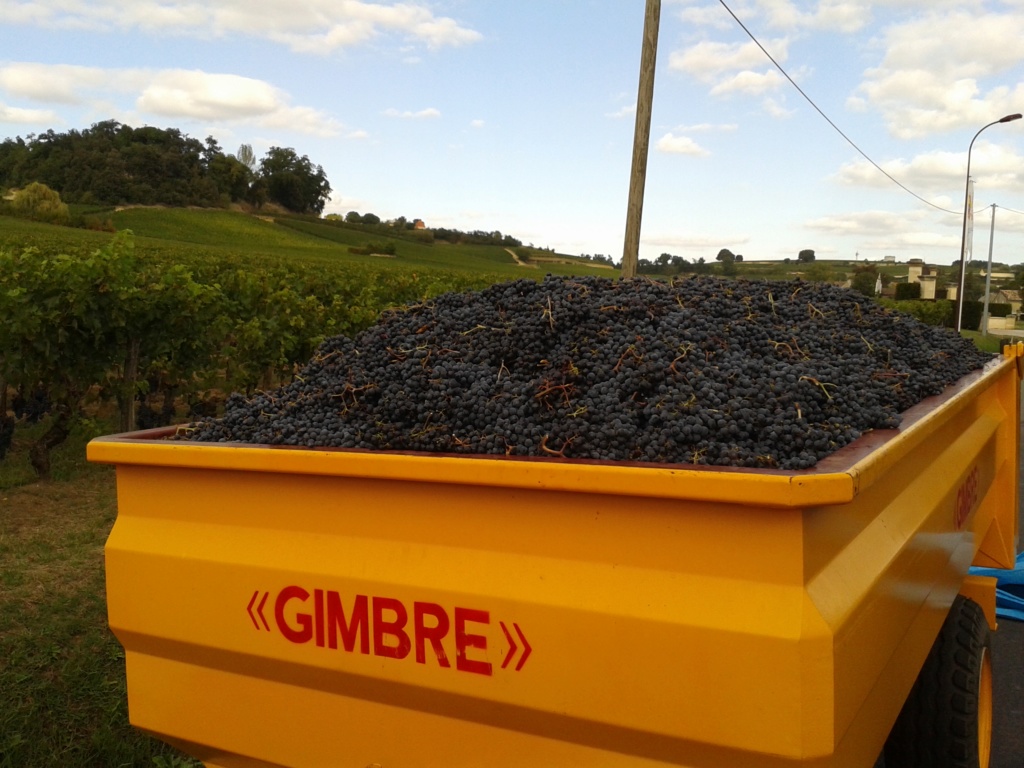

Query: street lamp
left=954, top=113, right=1022, bottom=332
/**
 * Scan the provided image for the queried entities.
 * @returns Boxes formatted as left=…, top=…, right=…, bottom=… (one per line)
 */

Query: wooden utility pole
left=621, top=0, right=660, bottom=279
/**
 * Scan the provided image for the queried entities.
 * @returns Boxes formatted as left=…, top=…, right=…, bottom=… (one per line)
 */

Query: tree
left=236, top=143, right=257, bottom=173
left=10, top=182, right=70, bottom=225
left=257, top=146, right=332, bottom=214
left=207, top=152, right=253, bottom=203
left=963, top=269, right=984, bottom=303
left=715, top=248, right=735, bottom=264
left=798, top=249, right=816, bottom=263
left=0, top=136, right=29, bottom=189
left=851, top=265, right=879, bottom=297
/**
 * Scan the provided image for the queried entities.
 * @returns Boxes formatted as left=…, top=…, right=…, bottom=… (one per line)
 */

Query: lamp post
left=954, top=113, right=1021, bottom=332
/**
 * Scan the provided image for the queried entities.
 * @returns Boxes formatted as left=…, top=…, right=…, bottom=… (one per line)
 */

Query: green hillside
left=1, top=206, right=613, bottom=279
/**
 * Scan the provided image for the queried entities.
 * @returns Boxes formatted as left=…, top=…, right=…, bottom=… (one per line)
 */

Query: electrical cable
left=717, top=0, right=962, bottom=216
left=992, top=204, right=1024, bottom=216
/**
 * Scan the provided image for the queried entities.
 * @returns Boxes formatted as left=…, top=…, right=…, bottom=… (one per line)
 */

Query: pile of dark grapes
left=179, top=276, right=993, bottom=469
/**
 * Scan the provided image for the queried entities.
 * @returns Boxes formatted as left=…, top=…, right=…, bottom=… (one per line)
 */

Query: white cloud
left=383, top=107, right=441, bottom=119
left=0, top=62, right=343, bottom=136
left=834, top=142, right=1024, bottom=197
left=668, top=38, right=791, bottom=105
left=669, top=38, right=790, bottom=81
left=0, top=62, right=114, bottom=103
left=655, top=132, right=710, bottom=155
left=860, top=230, right=961, bottom=253
left=644, top=233, right=750, bottom=250
left=672, top=0, right=873, bottom=33
left=761, top=96, right=795, bottom=118
left=0, top=101, right=58, bottom=123
left=758, top=0, right=872, bottom=33
left=470, top=119, right=485, bottom=128
left=259, top=105, right=344, bottom=137
left=674, top=122, right=738, bottom=132
left=673, top=2, right=733, bottom=31
left=0, top=0, right=482, bottom=53
left=854, top=9, right=1024, bottom=137
left=606, top=103, right=636, bottom=119
left=710, top=69, right=785, bottom=96
left=137, top=71, right=281, bottom=120
left=803, top=209, right=919, bottom=235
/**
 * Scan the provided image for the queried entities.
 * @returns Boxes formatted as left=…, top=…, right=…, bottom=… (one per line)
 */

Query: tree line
left=329, top=211, right=523, bottom=248
left=0, top=120, right=332, bottom=215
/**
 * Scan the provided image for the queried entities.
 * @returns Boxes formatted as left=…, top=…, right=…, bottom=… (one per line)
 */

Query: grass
left=961, top=330, right=1014, bottom=354
left=0, top=420, right=200, bottom=768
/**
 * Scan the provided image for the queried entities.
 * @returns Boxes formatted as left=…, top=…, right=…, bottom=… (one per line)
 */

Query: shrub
left=894, top=282, right=921, bottom=301
left=960, top=300, right=984, bottom=331
left=878, top=298, right=952, bottom=327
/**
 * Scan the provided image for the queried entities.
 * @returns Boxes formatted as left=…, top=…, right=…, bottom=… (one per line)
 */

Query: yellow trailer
left=87, top=344, right=1023, bottom=768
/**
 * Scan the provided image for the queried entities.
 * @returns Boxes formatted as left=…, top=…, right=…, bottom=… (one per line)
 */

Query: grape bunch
left=179, top=275, right=993, bottom=469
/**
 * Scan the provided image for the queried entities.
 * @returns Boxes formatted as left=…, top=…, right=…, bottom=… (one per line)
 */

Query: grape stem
left=613, top=345, right=643, bottom=372
left=540, top=434, right=573, bottom=457
left=799, top=376, right=836, bottom=400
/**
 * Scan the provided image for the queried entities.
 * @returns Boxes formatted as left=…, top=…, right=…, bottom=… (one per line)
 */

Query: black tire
left=883, top=594, right=993, bottom=768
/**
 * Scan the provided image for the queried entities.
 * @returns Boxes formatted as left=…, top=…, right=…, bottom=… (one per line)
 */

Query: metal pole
left=981, top=204, right=996, bottom=337
left=621, top=0, right=660, bottom=279
left=954, top=114, right=1021, bottom=332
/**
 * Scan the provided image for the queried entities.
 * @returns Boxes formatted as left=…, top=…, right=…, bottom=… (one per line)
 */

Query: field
left=1, top=208, right=616, bottom=279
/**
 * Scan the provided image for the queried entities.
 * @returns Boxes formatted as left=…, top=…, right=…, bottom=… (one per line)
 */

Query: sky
left=2, top=0, right=1024, bottom=267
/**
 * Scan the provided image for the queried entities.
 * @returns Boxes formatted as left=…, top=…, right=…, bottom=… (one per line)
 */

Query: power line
left=717, top=0, right=961, bottom=216
left=993, top=204, right=1024, bottom=216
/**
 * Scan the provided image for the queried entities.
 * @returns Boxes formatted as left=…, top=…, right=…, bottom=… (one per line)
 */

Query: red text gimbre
left=247, top=587, right=531, bottom=675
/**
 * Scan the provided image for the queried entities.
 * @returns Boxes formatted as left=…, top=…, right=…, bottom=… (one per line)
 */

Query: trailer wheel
left=883, top=595, right=993, bottom=768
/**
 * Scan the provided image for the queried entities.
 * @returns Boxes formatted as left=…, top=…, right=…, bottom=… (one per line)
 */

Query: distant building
left=906, top=259, right=939, bottom=300
left=982, top=289, right=1023, bottom=316
left=883, top=255, right=896, bottom=263
left=412, top=219, right=426, bottom=230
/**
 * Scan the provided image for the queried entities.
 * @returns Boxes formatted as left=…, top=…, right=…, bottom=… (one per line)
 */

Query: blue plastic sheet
left=970, top=552, right=1024, bottom=622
